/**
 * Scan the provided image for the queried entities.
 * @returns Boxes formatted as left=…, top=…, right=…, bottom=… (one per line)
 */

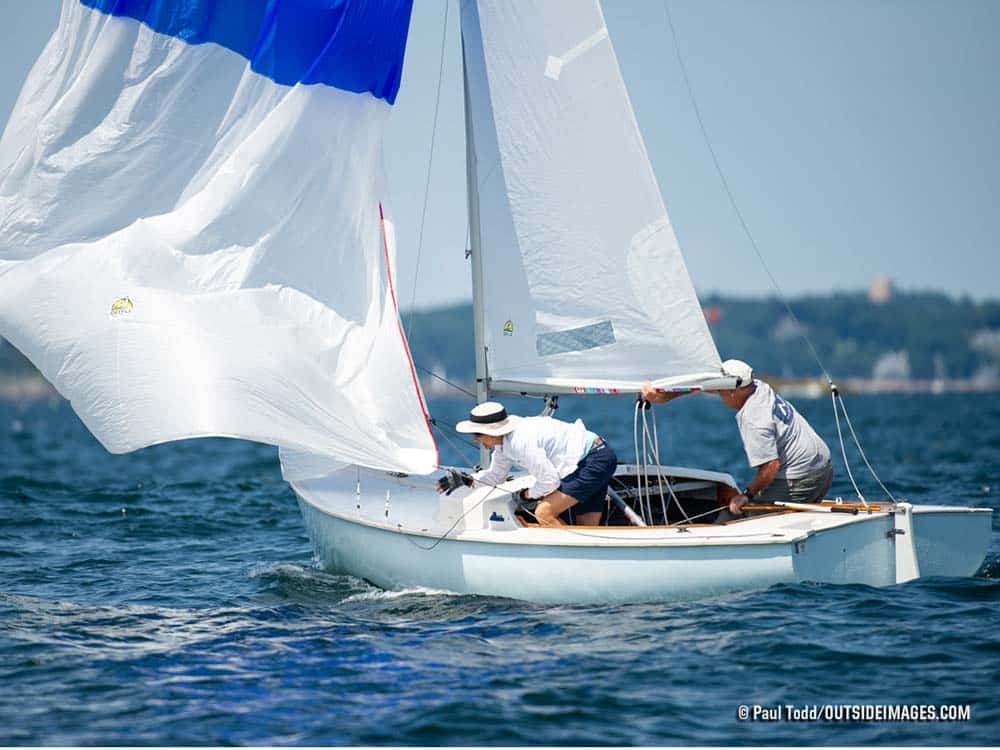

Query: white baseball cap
left=455, top=402, right=522, bottom=436
left=721, top=358, right=754, bottom=387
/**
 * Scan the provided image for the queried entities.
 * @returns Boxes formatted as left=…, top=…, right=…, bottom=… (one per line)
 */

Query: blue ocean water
left=1, top=389, right=997, bottom=745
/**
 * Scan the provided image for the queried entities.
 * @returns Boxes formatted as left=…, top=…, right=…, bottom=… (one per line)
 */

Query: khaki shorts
left=758, top=461, right=834, bottom=504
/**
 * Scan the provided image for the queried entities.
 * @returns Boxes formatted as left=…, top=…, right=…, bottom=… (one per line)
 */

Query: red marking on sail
left=379, top=202, right=440, bottom=466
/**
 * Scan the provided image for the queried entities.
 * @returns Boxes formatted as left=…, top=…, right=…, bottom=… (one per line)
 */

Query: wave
left=339, top=584, right=461, bottom=604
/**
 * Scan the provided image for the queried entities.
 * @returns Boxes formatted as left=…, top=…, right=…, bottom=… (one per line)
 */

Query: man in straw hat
left=642, top=359, right=832, bottom=518
left=437, top=402, right=617, bottom=527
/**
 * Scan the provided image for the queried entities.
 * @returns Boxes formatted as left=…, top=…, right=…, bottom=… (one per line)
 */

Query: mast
left=462, top=38, right=491, bottom=467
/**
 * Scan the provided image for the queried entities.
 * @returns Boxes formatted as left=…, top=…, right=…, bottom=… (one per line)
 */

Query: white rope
left=639, top=404, right=667, bottom=521
left=831, top=387, right=865, bottom=504
left=640, top=402, right=654, bottom=523
left=836, top=391, right=896, bottom=504
left=648, top=403, right=692, bottom=522
left=632, top=400, right=649, bottom=524
left=640, top=407, right=654, bottom=523
left=647, top=411, right=669, bottom=521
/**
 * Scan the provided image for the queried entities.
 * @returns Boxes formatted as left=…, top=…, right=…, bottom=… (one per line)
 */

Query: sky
left=2, top=0, right=998, bottom=311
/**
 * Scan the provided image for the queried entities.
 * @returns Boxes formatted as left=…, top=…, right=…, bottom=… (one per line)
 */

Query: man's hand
left=435, top=468, right=473, bottom=495
left=729, top=493, right=749, bottom=515
left=640, top=380, right=665, bottom=403
left=641, top=381, right=691, bottom=405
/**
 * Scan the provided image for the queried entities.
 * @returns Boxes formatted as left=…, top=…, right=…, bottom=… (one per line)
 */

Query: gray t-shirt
left=736, top=380, right=831, bottom=479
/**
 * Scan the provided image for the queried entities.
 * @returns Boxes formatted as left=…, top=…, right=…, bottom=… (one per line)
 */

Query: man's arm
left=640, top=380, right=694, bottom=405
left=729, top=458, right=782, bottom=514
left=473, top=449, right=512, bottom=489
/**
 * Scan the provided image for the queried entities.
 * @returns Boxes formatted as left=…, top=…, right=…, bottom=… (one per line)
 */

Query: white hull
left=291, top=467, right=992, bottom=605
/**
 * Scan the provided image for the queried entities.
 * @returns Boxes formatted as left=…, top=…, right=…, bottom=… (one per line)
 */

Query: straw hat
left=721, top=359, right=754, bottom=387
left=455, top=402, right=522, bottom=436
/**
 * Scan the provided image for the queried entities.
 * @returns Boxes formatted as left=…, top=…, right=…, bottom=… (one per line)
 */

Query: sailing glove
left=436, top=468, right=473, bottom=495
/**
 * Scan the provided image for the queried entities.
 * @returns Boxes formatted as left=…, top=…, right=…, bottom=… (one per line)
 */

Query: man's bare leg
left=533, top=490, right=579, bottom=527
left=574, top=511, right=602, bottom=526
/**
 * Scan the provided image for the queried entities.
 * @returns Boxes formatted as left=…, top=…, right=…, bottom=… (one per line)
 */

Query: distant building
left=972, top=363, right=1000, bottom=388
left=771, top=314, right=804, bottom=343
left=970, top=329, right=1000, bottom=359
left=872, top=350, right=911, bottom=380
left=868, top=275, right=894, bottom=305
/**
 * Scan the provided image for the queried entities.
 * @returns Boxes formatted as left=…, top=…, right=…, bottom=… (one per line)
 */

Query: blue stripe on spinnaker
left=81, top=0, right=413, bottom=103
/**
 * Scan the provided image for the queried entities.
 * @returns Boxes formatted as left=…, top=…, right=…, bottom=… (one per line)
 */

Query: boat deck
left=289, top=466, right=946, bottom=549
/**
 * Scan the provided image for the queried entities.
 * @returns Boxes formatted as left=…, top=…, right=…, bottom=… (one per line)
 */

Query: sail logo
left=110, top=297, right=134, bottom=317
left=503, top=320, right=514, bottom=336
left=773, top=395, right=794, bottom=425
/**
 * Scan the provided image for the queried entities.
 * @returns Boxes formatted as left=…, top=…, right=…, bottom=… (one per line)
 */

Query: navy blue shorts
left=559, top=441, right=619, bottom=514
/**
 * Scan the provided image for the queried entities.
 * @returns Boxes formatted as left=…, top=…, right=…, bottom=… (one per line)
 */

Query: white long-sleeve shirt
left=473, top=416, right=598, bottom=499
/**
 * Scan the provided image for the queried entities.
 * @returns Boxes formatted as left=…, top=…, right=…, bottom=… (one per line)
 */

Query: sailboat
left=1, top=0, right=991, bottom=604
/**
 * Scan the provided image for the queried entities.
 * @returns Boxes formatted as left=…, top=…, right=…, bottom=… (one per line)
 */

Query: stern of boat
left=911, top=506, right=993, bottom=577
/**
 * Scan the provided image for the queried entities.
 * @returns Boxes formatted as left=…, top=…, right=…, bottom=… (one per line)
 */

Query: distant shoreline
left=422, top=375, right=1000, bottom=401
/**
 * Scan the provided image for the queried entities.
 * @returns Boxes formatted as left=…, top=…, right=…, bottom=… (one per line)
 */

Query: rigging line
left=640, top=408, right=654, bottom=523
left=633, top=400, right=649, bottom=524
left=415, top=363, right=476, bottom=398
left=648, top=404, right=693, bottom=523
left=643, top=405, right=655, bottom=523
left=661, top=1, right=831, bottom=386
left=644, top=407, right=668, bottom=519
left=641, top=405, right=668, bottom=522
left=836, top=391, right=896, bottom=503
left=664, top=3, right=900, bottom=505
left=404, top=483, right=503, bottom=552
left=430, top=413, right=478, bottom=443
left=405, top=0, right=451, bottom=340
left=831, top=388, right=865, bottom=504
left=636, top=400, right=646, bottom=522
left=430, top=419, right=480, bottom=465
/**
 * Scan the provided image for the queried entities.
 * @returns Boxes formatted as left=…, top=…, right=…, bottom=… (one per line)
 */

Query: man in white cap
left=437, top=402, right=617, bottom=527
left=641, top=359, right=832, bottom=517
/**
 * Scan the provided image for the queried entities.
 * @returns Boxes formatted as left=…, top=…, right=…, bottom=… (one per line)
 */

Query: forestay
left=461, top=0, right=724, bottom=394
left=0, top=0, right=438, bottom=474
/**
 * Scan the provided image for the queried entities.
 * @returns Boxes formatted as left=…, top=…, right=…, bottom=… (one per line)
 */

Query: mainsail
left=0, top=0, right=438, bottom=474
left=461, top=0, right=724, bottom=394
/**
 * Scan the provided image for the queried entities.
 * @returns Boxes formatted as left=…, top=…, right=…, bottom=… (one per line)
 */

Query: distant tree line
left=704, top=291, right=1000, bottom=380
